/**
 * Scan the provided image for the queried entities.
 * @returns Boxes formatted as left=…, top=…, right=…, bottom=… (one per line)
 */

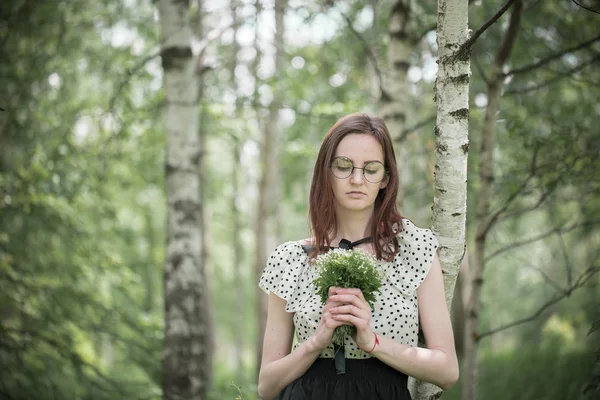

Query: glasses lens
left=363, top=161, right=385, bottom=183
left=331, top=157, right=353, bottom=179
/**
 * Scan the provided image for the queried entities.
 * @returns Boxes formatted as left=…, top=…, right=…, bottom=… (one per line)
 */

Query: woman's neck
left=332, top=208, right=374, bottom=245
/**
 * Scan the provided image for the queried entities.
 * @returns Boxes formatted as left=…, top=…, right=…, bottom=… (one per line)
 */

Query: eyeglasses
left=330, top=156, right=387, bottom=183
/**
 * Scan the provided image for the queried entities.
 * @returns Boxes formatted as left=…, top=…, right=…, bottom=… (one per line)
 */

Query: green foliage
left=312, top=249, right=384, bottom=345
left=1, top=0, right=599, bottom=398
left=585, top=310, right=600, bottom=396
left=443, top=345, right=596, bottom=400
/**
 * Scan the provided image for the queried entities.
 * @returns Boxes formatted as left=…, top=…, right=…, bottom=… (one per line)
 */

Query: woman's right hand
left=309, top=286, right=348, bottom=352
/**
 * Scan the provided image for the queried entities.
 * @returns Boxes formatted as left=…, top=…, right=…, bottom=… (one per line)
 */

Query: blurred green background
left=1, top=0, right=599, bottom=399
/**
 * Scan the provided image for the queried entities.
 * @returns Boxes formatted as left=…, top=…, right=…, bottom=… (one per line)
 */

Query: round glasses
left=330, top=156, right=387, bottom=183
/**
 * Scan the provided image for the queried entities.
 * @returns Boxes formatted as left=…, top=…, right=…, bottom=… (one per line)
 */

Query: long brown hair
left=308, top=113, right=403, bottom=261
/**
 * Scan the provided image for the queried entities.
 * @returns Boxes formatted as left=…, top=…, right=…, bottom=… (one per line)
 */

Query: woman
left=257, top=113, right=459, bottom=400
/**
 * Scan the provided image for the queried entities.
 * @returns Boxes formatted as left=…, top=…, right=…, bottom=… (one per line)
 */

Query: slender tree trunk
left=143, top=208, right=157, bottom=312
left=229, top=0, right=246, bottom=382
left=195, top=1, right=214, bottom=392
left=379, top=0, right=417, bottom=209
left=158, top=0, right=208, bottom=398
left=413, top=0, right=470, bottom=399
left=252, top=0, right=266, bottom=378
left=451, top=252, right=470, bottom=359
left=254, top=0, right=285, bottom=377
left=463, top=2, right=522, bottom=400
left=232, top=137, right=245, bottom=379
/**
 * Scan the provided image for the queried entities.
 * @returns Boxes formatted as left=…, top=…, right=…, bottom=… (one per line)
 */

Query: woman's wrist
left=305, top=335, right=325, bottom=355
left=358, top=331, right=379, bottom=354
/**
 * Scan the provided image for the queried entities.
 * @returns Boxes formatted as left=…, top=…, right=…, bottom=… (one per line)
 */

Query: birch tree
left=379, top=0, right=421, bottom=209
left=229, top=0, right=246, bottom=380
left=413, top=0, right=470, bottom=399
left=158, top=0, right=209, bottom=399
left=254, top=0, right=286, bottom=375
left=464, top=2, right=523, bottom=399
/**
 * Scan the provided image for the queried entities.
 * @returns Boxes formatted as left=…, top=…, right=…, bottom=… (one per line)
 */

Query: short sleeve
left=258, top=241, right=312, bottom=313
left=384, top=219, right=439, bottom=296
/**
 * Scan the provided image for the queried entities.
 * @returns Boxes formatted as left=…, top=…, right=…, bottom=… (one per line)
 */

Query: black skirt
left=275, top=357, right=412, bottom=400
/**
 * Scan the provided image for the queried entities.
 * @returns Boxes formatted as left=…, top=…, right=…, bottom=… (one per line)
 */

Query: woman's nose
left=350, top=168, right=364, bottom=184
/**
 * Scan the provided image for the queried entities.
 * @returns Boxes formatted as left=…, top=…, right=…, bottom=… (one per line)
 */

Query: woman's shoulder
left=395, top=218, right=437, bottom=243
left=384, top=218, right=439, bottom=295
left=267, top=238, right=316, bottom=260
left=259, top=239, right=314, bottom=312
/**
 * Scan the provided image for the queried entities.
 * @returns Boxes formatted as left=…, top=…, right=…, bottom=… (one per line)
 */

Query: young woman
left=257, top=113, right=459, bottom=400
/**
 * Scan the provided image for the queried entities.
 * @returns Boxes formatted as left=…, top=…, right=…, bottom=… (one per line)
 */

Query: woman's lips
left=347, top=191, right=366, bottom=198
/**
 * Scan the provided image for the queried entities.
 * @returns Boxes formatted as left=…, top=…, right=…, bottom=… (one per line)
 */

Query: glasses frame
left=330, top=156, right=388, bottom=183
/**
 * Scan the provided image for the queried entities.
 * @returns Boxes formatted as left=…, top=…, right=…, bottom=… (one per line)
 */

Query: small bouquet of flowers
left=312, top=248, right=384, bottom=346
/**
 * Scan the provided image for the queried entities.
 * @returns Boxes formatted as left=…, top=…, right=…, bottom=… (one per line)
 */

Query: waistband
left=303, top=357, right=409, bottom=385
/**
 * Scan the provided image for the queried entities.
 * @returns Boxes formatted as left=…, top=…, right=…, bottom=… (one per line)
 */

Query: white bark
left=379, top=0, right=418, bottom=209
left=229, top=0, right=245, bottom=382
left=464, top=2, right=522, bottom=400
left=413, top=0, right=470, bottom=399
left=158, top=0, right=207, bottom=399
left=255, top=0, right=285, bottom=376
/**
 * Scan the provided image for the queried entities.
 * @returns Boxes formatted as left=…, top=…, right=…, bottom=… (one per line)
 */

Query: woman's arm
left=258, top=289, right=347, bottom=400
left=330, top=254, right=459, bottom=389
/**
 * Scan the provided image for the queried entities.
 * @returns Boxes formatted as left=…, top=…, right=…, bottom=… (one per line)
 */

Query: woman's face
left=330, top=133, right=388, bottom=214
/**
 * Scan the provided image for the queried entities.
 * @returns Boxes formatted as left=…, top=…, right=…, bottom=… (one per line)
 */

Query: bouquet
left=312, top=248, right=384, bottom=346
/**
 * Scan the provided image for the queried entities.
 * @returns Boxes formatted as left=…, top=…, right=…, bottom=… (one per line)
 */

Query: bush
left=442, top=345, right=595, bottom=400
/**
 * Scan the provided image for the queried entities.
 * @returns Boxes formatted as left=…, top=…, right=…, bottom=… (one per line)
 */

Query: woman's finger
left=334, top=288, right=367, bottom=303
left=330, top=304, right=369, bottom=319
left=328, top=294, right=368, bottom=309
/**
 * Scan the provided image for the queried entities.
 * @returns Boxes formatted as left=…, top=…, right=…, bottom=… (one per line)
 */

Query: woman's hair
left=308, top=113, right=403, bottom=261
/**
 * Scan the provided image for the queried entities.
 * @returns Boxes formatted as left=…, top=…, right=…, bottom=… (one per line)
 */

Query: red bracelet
left=365, top=332, right=379, bottom=353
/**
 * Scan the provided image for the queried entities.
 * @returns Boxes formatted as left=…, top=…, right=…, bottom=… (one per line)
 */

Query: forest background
left=1, top=0, right=600, bottom=400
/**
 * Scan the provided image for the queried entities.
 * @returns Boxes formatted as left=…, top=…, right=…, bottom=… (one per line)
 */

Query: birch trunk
left=232, top=137, right=245, bottom=379
left=254, top=0, right=285, bottom=376
left=412, top=0, right=470, bottom=399
left=463, top=2, right=522, bottom=400
left=196, top=1, right=214, bottom=391
left=379, top=0, right=417, bottom=209
left=158, top=0, right=208, bottom=399
left=229, top=0, right=245, bottom=381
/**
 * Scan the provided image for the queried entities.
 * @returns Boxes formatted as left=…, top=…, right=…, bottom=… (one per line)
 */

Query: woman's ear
left=379, top=175, right=389, bottom=190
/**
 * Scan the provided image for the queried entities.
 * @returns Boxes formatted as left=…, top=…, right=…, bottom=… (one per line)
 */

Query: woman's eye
left=333, top=159, right=353, bottom=170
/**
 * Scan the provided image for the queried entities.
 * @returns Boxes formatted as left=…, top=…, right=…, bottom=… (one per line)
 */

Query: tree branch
left=484, top=220, right=600, bottom=264
left=518, top=257, right=564, bottom=293
left=484, top=139, right=538, bottom=235
left=557, top=231, right=574, bottom=286
left=506, top=53, right=600, bottom=95
left=108, top=50, right=161, bottom=112
left=338, top=10, right=384, bottom=95
left=394, top=115, right=436, bottom=142
left=478, top=266, right=600, bottom=339
left=462, top=0, right=517, bottom=51
left=504, top=32, right=600, bottom=77
left=493, top=0, right=523, bottom=65
left=572, top=0, right=600, bottom=14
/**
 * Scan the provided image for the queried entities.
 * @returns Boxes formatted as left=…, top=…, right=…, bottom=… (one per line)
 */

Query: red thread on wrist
left=365, top=332, right=379, bottom=353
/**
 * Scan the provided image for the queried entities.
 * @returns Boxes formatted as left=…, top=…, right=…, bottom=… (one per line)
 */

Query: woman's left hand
left=328, top=288, right=376, bottom=352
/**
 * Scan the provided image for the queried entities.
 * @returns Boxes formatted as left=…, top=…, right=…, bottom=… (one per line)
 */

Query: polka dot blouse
left=258, top=219, right=439, bottom=359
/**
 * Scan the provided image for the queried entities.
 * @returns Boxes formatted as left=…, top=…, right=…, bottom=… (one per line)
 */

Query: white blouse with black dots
left=258, top=219, right=439, bottom=359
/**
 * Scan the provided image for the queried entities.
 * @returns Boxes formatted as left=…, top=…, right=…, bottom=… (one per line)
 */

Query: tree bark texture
left=158, top=0, right=208, bottom=399
left=413, top=0, right=471, bottom=399
left=229, top=0, right=246, bottom=382
left=463, top=2, right=522, bottom=400
left=196, top=0, right=215, bottom=392
left=380, top=0, right=418, bottom=209
left=254, top=0, right=286, bottom=377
